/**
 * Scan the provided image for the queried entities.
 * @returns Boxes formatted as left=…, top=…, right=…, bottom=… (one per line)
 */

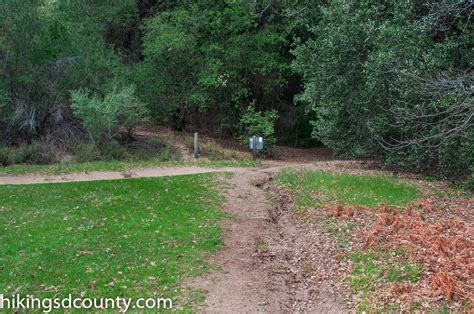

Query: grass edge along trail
left=0, top=158, right=260, bottom=175
left=0, top=173, right=228, bottom=311
left=274, top=169, right=423, bottom=311
left=275, top=168, right=419, bottom=210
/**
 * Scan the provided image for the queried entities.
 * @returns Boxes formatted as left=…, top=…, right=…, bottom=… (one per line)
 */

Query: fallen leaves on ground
left=326, top=197, right=473, bottom=310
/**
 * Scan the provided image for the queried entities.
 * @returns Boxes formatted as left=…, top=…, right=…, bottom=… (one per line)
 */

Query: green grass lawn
left=0, top=173, right=225, bottom=308
left=275, top=169, right=419, bottom=209
left=0, top=158, right=260, bottom=175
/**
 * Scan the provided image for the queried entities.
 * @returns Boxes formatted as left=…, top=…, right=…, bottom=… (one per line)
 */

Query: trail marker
left=249, top=136, right=263, bottom=160
left=194, top=132, right=199, bottom=158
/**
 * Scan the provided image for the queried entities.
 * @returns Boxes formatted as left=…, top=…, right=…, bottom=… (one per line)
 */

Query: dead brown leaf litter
left=322, top=197, right=473, bottom=311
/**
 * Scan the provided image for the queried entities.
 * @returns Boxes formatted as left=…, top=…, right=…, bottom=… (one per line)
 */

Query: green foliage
left=199, top=142, right=246, bottom=161
left=1, top=0, right=471, bottom=177
left=11, top=142, right=57, bottom=165
left=71, top=85, right=149, bottom=144
left=238, top=105, right=279, bottom=152
left=130, top=135, right=182, bottom=162
left=100, top=140, right=130, bottom=160
left=0, top=0, right=136, bottom=140
left=468, top=165, right=474, bottom=191
left=137, top=1, right=292, bottom=132
left=346, top=250, right=422, bottom=293
left=0, top=142, right=58, bottom=166
left=72, top=143, right=100, bottom=163
left=0, top=145, right=13, bottom=166
left=292, top=0, right=473, bottom=175
left=200, top=142, right=226, bottom=161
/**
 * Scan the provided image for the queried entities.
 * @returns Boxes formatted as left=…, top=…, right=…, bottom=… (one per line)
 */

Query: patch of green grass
left=0, top=173, right=225, bottom=308
left=275, top=169, right=419, bottom=209
left=195, top=158, right=260, bottom=168
left=387, top=263, right=422, bottom=283
left=0, top=158, right=260, bottom=175
left=346, top=250, right=422, bottom=292
left=347, top=251, right=384, bottom=291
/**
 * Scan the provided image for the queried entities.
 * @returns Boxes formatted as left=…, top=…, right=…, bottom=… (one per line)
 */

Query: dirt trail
left=186, top=166, right=351, bottom=313
left=0, top=160, right=353, bottom=312
left=0, top=160, right=309, bottom=186
left=0, top=166, right=250, bottom=185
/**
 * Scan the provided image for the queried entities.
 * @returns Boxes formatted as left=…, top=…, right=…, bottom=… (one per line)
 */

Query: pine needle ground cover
left=0, top=174, right=225, bottom=309
left=275, top=169, right=473, bottom=312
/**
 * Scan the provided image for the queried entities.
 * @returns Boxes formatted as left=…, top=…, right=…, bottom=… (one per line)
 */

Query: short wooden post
left=194, top=132, right=199, bottom=158
left=252, top=135, right=257, bottom=161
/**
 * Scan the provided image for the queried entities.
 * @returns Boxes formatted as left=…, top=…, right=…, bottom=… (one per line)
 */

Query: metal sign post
left=252, top=135, right=257, bottom=161
left=249, top=136, right=263, bottom=161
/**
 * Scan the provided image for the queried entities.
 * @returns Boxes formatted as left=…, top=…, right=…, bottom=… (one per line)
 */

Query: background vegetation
left=0, top=0, right=472, bottom=180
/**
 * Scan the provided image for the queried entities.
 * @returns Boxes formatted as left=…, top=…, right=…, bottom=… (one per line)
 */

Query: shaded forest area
left=0, top=0, right=472, bottom=182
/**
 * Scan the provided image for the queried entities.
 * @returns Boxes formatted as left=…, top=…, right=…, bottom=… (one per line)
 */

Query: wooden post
left=252, top=135, right=257, bottom=161
left=194, top=132, right=199, bottom=158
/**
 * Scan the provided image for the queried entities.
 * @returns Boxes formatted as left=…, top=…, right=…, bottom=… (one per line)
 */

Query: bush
left=72, top=143, right=100, bottom=163
left=101, top=140, right=130, bottom=160
left=238, top=104, right=278, bottom=152
left=467, top=165, right=474, bottom=191
left=0, top=145, right=13, bottom=166
left=156, top=148, right=179, bottom=162
left=148, top=135, right=180, bottom=157
left=0, top=142, right=58, bottom=166
left=128, top=135, right=182, bottom=161
left=12, top=142, right=57, bottom=165
left=71, top=85, right=150, bottom=144
left=200, top=142, right=225, bottom=161
left=150, top=136, right=181, bottom=161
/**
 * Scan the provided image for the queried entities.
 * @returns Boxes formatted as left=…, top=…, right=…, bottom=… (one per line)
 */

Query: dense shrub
left=292, top=0, right=473, bottom=174
left=0, top=142, right=59, bottom=166
left=100, top=140, right=130, bottom=161
left=200, top=142, right=225, bottom=161
left=238, top=105, right=278, bottom=152
left=0, top=145, right=12, bottom=166
left=0, top=0, right=135, bottom=142
left=72, top=143, right=100, bottom=163
left=155, top=148, right=180, bottom=162
left=12, top=142, right=57, bottom=165
left=468, top=166, right=474, bottom=191
left=137, top=2, right=293, bottom=133
left=71, top=85, right=149, bottom=144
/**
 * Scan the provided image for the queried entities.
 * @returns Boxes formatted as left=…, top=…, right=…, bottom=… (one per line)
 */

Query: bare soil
left=185, top=165, right=351, bottom=313
left=0, top=166, right=246, bottom=185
